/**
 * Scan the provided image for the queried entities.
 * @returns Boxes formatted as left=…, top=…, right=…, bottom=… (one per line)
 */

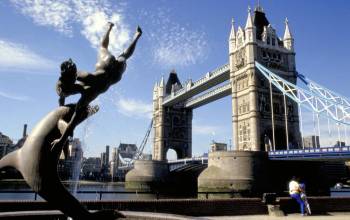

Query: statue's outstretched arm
left=122, top=26, right=142, bottom=60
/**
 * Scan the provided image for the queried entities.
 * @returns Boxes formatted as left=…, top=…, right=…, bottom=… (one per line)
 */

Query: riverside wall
left=0, top=197, right=350, bottom=216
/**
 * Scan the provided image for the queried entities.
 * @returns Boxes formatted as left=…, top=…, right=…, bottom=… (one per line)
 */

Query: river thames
left=0, top=180, right=197, bottom=201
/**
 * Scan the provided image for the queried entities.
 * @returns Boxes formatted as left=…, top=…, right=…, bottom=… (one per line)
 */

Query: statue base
left=125, top=160, right=169, bottom=191
left=198, top=151, right=268, bottom=198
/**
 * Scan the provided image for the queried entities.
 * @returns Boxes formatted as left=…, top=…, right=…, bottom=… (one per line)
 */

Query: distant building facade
left=110, top=147, right=119, bottom=181
left=118, top=143, right=137, bottom=159
left=0, top=132, right=13, bottom=158
left=0, top=124, right=28, bottom=179
left=335, top=141, right=346, bottom=147
left=81, top=157, right=102, bottom=180
left=302, top=135, right=320, bottom=148
left=58, top=138, right=83, bottom=180
left=210, top=142, right=228, bottom=152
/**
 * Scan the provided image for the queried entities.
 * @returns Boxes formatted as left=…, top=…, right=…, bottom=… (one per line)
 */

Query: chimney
left=23, top=124, right=28, bottom=138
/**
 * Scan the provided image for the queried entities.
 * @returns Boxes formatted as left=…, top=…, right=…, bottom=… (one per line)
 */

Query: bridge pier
left=198, top=151, right=268, bottom=198
left=125, top=160, right=169, bottom=191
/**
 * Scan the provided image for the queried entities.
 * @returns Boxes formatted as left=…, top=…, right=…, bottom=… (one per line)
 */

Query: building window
left=272, top=37, right=275, bottom=46
left=273, top=102, right=280, bottom=114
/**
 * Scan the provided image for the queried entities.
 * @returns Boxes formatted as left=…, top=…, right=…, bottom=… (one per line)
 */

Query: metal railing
left=268, top=146, right=350, bottom=160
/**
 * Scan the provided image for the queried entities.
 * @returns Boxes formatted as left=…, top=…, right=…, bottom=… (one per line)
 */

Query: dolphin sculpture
left=0, top=104, right=124, bottom=219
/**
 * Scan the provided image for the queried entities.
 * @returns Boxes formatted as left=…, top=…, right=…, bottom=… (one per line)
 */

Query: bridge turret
left=158, top=76, right=165, bottom=97
left=153, top=82, right=158, bottom=96
left=229, top=18, right=236, bottom=54
left=283, top=18, right=294, bottom=51
left=165, top=70, right=182, bottom=95
left=245, top=6, right=256, bottom=43
left=152, top=76, right=166, bottom=161
left=153, top=82, right=158, bottom=109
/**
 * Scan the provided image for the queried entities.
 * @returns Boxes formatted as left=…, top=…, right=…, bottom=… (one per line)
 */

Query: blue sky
left=1, top=0, right=350, bottom=158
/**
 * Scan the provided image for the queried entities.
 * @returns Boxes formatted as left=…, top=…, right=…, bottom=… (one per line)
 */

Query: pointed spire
left=159, top=76, right=164, bottom=87
left=229, top=18, right=236, bottom=40
left=158, top=75, right=165, bottom=97
left=245, top=6, right=254, bottom=29
left=153, top=81, right=158, bottom=92
left=283, top=17, right=292, bottom=39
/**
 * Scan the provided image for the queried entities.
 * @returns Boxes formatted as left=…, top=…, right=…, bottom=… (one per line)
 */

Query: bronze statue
left=0, top=105, right=121, bottom=219
left=51, top=22, right=142, bottom=151
left=0, top=22, right=142, bottom=219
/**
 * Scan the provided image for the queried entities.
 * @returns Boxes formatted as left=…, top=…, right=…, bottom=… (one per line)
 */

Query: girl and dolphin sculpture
left=0, top=22, right=142, bottom=219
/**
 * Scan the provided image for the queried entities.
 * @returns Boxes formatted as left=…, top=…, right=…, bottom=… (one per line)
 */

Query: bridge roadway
left=162, top=63, right=230, bottom=107
left=168, top=146, right=350, bottom=169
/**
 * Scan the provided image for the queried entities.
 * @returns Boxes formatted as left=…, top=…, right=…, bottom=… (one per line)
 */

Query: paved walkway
left=1, top=210, right=349, bottom=219
left=123, top=211, right=350, bottom=220
left=202, top=212, right=350, bottom=220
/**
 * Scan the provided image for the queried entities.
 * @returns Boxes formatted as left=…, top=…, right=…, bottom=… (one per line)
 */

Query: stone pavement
left=201, top=212, right=350, bottom=220
left=0, top=210, right=349, bottom=219
left=121, top=211, right=350, bottom=220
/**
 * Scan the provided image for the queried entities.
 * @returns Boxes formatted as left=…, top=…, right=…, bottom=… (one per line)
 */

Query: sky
left=1, top=0, right=350, bottom=159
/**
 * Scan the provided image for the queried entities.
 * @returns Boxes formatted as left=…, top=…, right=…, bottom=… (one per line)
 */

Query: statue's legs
left=101, top=22, right=114, bottom=49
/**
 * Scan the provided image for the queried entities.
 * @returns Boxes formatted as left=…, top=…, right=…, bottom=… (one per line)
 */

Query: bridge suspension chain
left=134, top=119, right=153, bottom=160
left=297, top=73, right=350, bottom=145
left=117, top=119, right=153, bottom=167
left=255, top=61, right=350, bottom=126
left=297, top=74, right=350, bottom=108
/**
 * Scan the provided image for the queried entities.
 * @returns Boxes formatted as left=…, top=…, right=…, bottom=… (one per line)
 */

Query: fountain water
left=70, top=117, right=93, bottom=197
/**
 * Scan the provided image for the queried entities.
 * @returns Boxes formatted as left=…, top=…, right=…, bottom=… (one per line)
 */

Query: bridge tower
left=153, top=71, right=193, bottom=161
left=199, top=5, right=301, bottom=197
left=230, top=6, right=301, bottom=151
left=126, top=71, right=192, bottom=191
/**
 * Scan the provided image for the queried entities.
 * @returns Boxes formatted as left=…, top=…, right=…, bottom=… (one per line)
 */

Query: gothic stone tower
left=152, top=71, right=192, bottom=160
left=230, top=6, right=301, bottom=151
left=198, top=5, right=300, bottom=197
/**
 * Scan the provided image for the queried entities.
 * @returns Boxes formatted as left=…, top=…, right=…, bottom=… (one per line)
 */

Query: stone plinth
left=125, top=160, right=169, bottom=191
left=198, top=151, right=268, bottom=198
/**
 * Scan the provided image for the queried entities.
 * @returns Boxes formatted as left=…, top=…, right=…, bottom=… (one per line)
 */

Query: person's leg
left=101, top=22, right=114, bottom=49
left=291, top=194, right=305, bottom=215
left=121, top=26, right=142, bottom=60
left=96, top=23, right=114, bottom=71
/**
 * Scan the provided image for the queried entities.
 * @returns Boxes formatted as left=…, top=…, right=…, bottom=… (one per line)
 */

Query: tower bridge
left=126, top=5, right=350, bottom=197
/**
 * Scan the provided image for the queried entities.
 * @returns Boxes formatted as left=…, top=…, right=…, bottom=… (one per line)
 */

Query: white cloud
left=10, top=0, right=131, bottom=54
left=142, top=8, right=208, bottom=67
left=115, top=96, right=152, bottom=119
left=193, top=123, right=218, bottom=136
left=0, top=39, right=55, bottom=72
left=10, top=0, right=73, bottom=35
left=0, top=90, right=30, bottom=101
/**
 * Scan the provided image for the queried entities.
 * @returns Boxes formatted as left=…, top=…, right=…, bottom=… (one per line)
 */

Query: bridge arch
left=166, top=148, right=177, bottom=160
